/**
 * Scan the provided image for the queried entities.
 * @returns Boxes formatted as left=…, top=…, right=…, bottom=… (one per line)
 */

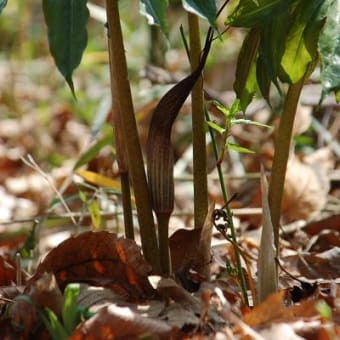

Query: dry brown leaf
left=244, top=290, right=323, bottom=328
left=306, top=230, right=340, bottom=252
left=69, top=304, right=176, bottom=340
left=303, top=214, right=340, bottom=235
left=298, top=248, right=340, bottom=280
left=281, top=158, right=329, bottom=223
left=28, top=231, right=155, bottom=300
left=169, top=203, right=214, bottom=291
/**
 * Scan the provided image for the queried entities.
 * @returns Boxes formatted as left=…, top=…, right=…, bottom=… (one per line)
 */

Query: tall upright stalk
left=268, top=78, right=304, bottom=252
left=107, top=36, right=134, bottom=240
left=188, top=13, right=208, bottom=228
left=105, top=0, right=160, bottom=272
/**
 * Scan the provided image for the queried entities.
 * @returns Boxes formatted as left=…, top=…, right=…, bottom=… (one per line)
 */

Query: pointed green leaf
left=319, top=0, right=340, bottom=98
left=40, top=308, right=68, bottom=340
left=226, top=142, right=255, bottom=154
left=73, top=132, right=113, bottom=170
left=207, top=121, right=226, bottom=134
left=231, top=118, right=272, bottom=129
left=0, top=0, right=7, bottom=14
left=257, top=10, right=289, bottom=100
left=212, top=100, right=230, bottom=118
left=88, top=200, right=102, bottom=229
left=62, top=283, right=81, bottom=334
left=226, top=0, right=296, bottom=28
left=230, top=99, right=242, bottom=116
left=182, top=0, right=217, bottom=29
left=336, top=89, right=340, bottom=103
left=43, top=0, right=89, bottom=96
left=140, top=0, right=168, bottom=34
left=280, top=0, right=325, bottom=84
left=234, top=29, right=260, bottom=111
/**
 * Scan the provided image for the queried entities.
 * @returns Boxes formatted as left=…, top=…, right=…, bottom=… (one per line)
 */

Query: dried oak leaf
left=69, top=304, right=176, bottom=340
left=28, top=231, right=154, bottom=300
left=283, top=247, right=340, bottom=280
left=169, top=203, right=214, bottom=291
left=243, top=290, right=320, bottom=328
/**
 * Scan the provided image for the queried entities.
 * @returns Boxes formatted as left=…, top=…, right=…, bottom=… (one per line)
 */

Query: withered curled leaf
left=146, top=29, right=213, bottom=214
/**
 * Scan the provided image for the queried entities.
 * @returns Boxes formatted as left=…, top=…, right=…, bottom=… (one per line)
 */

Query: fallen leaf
left=28, top=231, right=155, bottom=300
left=69, top=304, right=176, bottom=339
left=169, top=203, right=214, bottom=291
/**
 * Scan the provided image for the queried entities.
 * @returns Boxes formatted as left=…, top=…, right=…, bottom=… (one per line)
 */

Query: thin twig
left=21, top=154, right=78, bottom=225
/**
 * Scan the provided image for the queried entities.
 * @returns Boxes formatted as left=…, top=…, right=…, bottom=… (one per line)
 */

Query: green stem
left=268, top=79, right=304, bottom=253
left=106, top=0, right=160, bottom=272
left=188, top=13, right=208, bottom=228
left=205, top=109, right=249, bottom=306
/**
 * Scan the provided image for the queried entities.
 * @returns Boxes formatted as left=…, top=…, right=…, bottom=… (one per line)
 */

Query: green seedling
left=40, top=283, right=92, bottom=340
left=207, top=99, right=272, bottom=164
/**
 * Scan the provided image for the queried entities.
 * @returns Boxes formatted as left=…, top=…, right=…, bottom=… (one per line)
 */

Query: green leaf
left=315, top=300, right=332, bottom=320
left=140, top=0, right=168, bottom=34
left=43, top=0, right=89, bottom=96
left=226, top=0, right=296, bottom=28
left=257, top=10, right=289, bottom=99
left=336, top=88, right=340, bottom=103
left=207, top=121, right=226, bottom=134
left=40, top=308, right=68, bottom=340
left=213, top=100, right=230, bottom=118
left=231, top=118, right=272, bottom=129
left=226, top=142, right=255, bottom=154
left=0, top=0, right=7, bottom=14
left=234, top=29, right=260, bottom=111
left=88, top=200, right=102, bottom=229
left=230, top=99, right=242, bottom=116
left=62, top=283, right=81, bottom=334
left=280, top=0, right=325, bottom=84
left=319, top=0, right=340, bottom=98
left=73, top=132, right=113, bottom=170
left=182, top=0, right=217, bottom=29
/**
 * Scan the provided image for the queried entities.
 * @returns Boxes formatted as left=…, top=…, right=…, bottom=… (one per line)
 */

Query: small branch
left=21, top=155, right=77, bottom=226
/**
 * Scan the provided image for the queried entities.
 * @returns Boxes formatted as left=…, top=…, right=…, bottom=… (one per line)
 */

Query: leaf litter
left=0, top=29, right=339, bottom=340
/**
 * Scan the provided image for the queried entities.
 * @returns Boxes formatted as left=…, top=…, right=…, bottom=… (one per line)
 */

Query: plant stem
left=268, top=78, right=304, bottom=253
left=105, top=0, right=160, bottom=272
left=120, top=172, right=134, bottom=239
left=188, top=12, right=208, bottom=228
left=107, top=29, right=134, bottom=239
left=156, top=213, right=171, bottom=275
left=205, top=109, right=249, bottom=306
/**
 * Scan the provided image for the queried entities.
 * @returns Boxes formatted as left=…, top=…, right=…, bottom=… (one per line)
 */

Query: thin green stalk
left=205, top=109, right=249, bottom=306
left=188, top=12, right=208, bottom=228
left=268, top=78, right=304, bottom=253
left=106, top=0, right=160, bottom=272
